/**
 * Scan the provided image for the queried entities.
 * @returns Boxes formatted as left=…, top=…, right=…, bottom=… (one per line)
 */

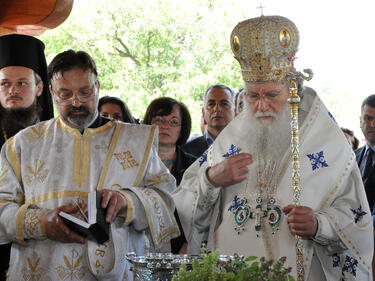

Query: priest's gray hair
left=203, top=84, right=236, bottom=107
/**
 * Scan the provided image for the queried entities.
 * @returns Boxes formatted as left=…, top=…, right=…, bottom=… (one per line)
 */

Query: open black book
left=59, top=190, right=110, bottom=244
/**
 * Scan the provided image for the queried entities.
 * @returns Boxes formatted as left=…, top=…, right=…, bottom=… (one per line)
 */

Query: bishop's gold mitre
left=231, top=15, right=299, bottom=82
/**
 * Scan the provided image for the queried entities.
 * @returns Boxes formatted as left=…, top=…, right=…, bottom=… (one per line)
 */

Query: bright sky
left=241, top=0, right=375, bottom=141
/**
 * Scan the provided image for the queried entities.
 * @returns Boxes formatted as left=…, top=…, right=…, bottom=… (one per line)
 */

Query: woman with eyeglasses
left=143, top=97, right=196, bottom=254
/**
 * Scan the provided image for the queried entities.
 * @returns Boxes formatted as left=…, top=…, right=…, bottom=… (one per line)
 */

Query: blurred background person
left=341, top=127, right=359, bottom=150
left=143, top=97, right=196, bottom=254
left=98, top=95, right=136, bottom=123
left=234, top=87, right=245, bottom=116
left=182, top=84, right=235, bottom=157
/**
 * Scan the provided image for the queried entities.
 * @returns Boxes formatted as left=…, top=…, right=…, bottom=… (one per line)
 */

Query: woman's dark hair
left=341, top=127, right=359, bottom=150
left=98, top=96, right=136, bottom=123
left=143, top=97, right=191, bottom=146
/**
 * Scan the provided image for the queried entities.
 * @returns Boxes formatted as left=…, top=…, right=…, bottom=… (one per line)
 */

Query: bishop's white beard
left=239, top=101, right=291, bottom=164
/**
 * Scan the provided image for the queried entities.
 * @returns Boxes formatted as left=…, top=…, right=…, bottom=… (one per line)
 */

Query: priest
left=0, top=49, right=179, bottom=280
left=0, top=34, right=54, bottom=280
left=173, top=15, right=373, bottom=280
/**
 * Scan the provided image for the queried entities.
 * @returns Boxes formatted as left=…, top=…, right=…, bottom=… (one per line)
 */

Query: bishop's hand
left=44, top=204, right=85, bottom=244
left=283, top=205, right=318, bottom=238
left=207, top=153, right=253, bottom=187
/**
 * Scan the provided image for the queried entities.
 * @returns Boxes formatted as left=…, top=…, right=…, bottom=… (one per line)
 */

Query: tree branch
left=146, top=31, right=153, bottom=67
left=113, top=29, right=140, bottom=66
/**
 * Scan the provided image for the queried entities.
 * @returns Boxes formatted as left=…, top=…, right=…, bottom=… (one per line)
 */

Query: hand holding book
left=58, top=189, right=127, bottom=244
left=44, top=204, right=86, bottom=244
left=59, top=190, right=110, bottom=244
left=99, top=189, right=127, bottom=223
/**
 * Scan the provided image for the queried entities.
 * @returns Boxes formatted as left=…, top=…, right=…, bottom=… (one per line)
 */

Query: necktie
left=363, top=148, right=374, bottom=180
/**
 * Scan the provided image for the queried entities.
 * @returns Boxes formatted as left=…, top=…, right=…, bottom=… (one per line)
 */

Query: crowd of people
left=0, top=14, right=373, bottom=281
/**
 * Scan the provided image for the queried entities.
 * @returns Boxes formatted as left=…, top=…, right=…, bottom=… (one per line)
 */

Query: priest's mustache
left=68, top=106, right=90, bottom=115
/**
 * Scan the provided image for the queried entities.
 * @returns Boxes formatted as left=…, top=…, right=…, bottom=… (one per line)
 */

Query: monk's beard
left=0, top=102, right=40, bottom=139
left=240, top=102, right=291, bottom=164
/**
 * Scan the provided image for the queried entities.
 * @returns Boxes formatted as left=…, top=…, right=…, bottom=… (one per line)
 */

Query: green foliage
left=172, top=251, right=295, bottom=281
left=39, top=0, right=245, bottom=132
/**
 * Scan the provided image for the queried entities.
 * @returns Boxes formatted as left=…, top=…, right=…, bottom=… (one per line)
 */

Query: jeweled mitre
left=230, top=15, right=299, bottom=82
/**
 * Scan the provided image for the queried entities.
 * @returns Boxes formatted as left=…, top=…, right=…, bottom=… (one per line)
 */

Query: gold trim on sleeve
left=96, top=123, right=122, bottom=191
left=16, top=203, right=30, bottom=245
left=118, top=190, right=134, bottom=226
left=133, top=126, right=156, bottom=186
left=152, top=188, right=176, bottom=222
left=40, top=210, right=49, bottom=236
left=7, top=137, right=21, bottom=184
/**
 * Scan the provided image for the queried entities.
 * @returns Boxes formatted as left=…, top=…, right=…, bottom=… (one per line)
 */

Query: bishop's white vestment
left=0, top=117, right=179, bottom=280
left=173, top=87, right=373, bottom=280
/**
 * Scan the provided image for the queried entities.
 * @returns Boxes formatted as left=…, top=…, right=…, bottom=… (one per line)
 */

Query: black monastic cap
left=0, top=34, right=54, bottom=121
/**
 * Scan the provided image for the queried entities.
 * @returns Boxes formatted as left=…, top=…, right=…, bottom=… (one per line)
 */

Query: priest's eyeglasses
left=151, top=117, right=181, bottom=127
left=51, top=86, right=98, bottom=105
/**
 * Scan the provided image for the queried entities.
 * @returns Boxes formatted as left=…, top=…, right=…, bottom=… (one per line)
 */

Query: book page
left=59, top=211, right=90, bottom=229
left=88, top=191, right=97, bottom=224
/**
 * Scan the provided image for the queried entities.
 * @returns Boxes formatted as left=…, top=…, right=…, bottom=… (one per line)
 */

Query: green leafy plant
left=172, top=251, right=295, bottom=281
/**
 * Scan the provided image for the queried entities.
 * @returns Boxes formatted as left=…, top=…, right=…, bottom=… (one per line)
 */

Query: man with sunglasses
left=0, top=50, right=179, bottom=280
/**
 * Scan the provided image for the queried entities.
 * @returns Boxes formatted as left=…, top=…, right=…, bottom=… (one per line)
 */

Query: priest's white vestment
left=173, top=88, right=373, bottom=281
left=0, top=117, right=179, bottom=280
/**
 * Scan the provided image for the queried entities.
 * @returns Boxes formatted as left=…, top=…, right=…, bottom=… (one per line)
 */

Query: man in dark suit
left=182, top=84, right=235, bottom=157
left=356, top=94, right=375, bottom=211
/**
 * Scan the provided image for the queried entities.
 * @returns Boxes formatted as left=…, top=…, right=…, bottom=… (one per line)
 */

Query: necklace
left=228, top=155, right=283, bottom=236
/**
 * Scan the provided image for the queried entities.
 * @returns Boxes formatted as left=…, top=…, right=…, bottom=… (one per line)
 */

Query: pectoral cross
left=254, top=197, right=268, bottom=232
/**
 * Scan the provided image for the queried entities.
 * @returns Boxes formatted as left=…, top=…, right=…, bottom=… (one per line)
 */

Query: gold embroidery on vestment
left=25, top=160, right=49, bottom=186
left=92, top=242, right=109, bottom=273
left=25, top=125, right=50, bottom=142
left=145, top=174, right=170, bottom=185
left=0, top=169, right=8, bottom=189
left=22, top=251, right=46, bottom=281
left=24, top=209, right=40, bottom=236
left=16, top=203, right=31, bottom=244
left=8, top=137, right=21, bottom=183
left=133, top=125, right=156, bottom=186
left=96, top=123, right=122, bottom=191
left=25, top=190, right=89, bottom=205
left=114, top=150, right=139, bottom=171
left=56, top=249, right=87, bottom=280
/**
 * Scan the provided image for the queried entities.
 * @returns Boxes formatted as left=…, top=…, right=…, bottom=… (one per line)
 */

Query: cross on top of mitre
left=257, top=3, right=265, bottom=16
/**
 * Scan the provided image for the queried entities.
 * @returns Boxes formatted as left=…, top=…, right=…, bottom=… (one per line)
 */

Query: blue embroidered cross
left=307, top=151, right=328, bottom=171
left=199, top=151, right=208, bottom=167
left=342, top=255, right=358, bottom=277
left=222, top=144, right=242, bottom=158
left=332, top=253, right=341, bottom=268
left=227, top=195, right=243, bottom=212
left=350, top=205, right=367, bottom=223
